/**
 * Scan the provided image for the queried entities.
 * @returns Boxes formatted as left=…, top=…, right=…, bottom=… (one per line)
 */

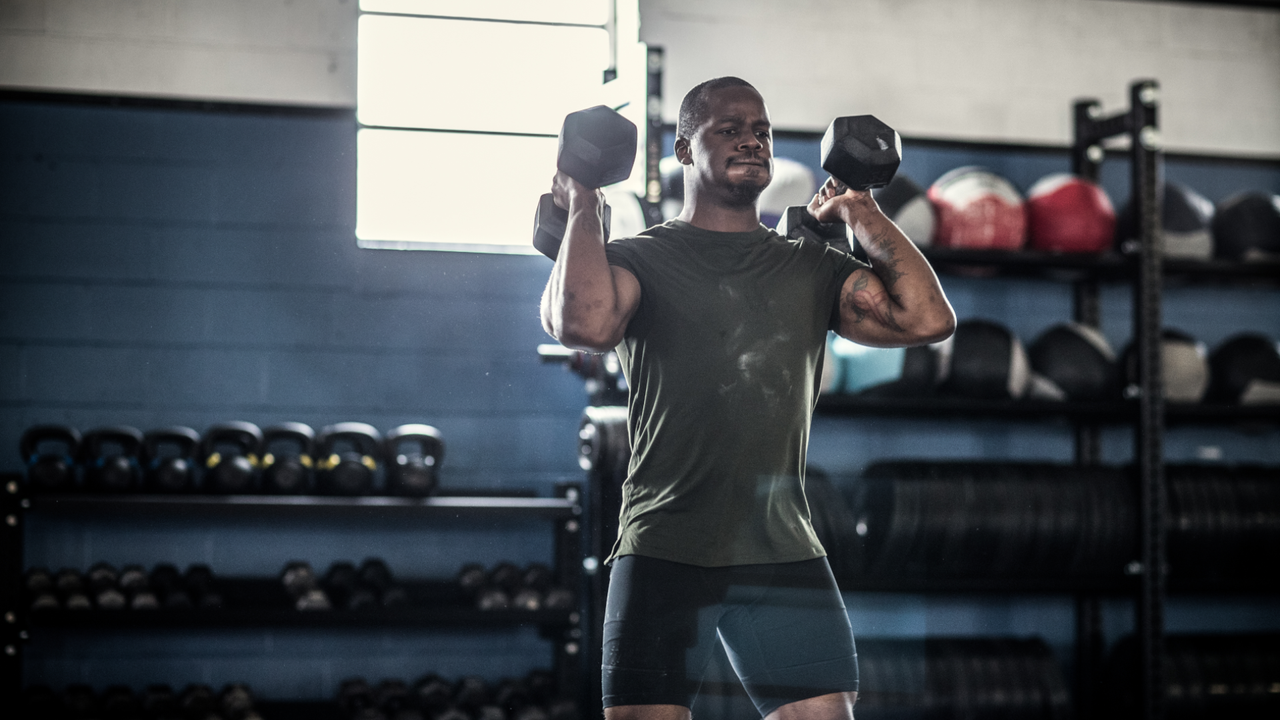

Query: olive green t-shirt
left=604, top=219, right=865, bottom=567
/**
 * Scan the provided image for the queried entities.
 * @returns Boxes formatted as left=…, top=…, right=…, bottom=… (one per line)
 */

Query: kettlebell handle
left=200, top=421, right=264, bottom=461
left=261, top=422, right=316, bottom=457
left=143, top=427, right=201, bottom=463
left=80, top=426, right=144, bottom=461
left=383, top=424, right=444, bottom=462
left=20, top=425, right=82, bottom=461
left=316, top=422, right=381, bottom=457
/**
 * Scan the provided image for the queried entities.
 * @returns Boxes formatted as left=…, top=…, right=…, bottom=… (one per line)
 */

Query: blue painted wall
left=3, top=97, right=1277, bottom=700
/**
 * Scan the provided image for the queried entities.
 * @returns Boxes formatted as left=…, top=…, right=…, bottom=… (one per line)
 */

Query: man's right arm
left=540, top=171, right=641, bottom=353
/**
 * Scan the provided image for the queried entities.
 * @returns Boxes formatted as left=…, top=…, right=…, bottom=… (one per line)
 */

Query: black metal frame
left=1074, top=79, right=1166, bottom=720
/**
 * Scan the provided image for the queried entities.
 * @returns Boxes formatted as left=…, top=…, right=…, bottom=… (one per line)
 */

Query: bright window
left=357, top=0, right=644, bottom=253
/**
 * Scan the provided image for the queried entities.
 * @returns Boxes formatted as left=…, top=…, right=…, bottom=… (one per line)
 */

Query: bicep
left=609, top=265, right=641, bottom=339
left=834, top=268, right=909, bottom=348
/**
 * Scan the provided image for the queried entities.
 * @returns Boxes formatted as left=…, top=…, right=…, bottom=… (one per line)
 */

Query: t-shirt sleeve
left=822, top=245, right=870, bottom=330
left=604, top=237, right=641, bottom=277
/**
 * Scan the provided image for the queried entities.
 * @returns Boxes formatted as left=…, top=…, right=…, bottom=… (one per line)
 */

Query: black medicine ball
left=874, top=174, right=936, bottom=247
left=1117, top=182, right=1213, bottom=259
left=1028, top=322, right=1120, bottom=401
left=1121, top=328, right=1209, bottom=403
left=943, top=319, right=1029, bottom=400
left=1212, top=191, right=1280, bottom=262
left=1206, top=333, right=1280, bottom=405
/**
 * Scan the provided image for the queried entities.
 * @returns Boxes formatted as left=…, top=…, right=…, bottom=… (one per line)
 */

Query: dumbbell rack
left=0, top=483, right=589, bottom=713
left=815, top=79, right=1280, bottom=720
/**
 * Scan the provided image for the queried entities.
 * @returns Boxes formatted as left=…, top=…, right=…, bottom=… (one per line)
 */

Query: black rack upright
left=1073, top=79, right=1165, bottom=720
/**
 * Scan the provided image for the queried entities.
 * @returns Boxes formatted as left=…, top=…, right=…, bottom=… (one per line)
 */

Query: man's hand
left=807, top=177, right=881, bottom=235
left=552, top=169, right=605, bottom=215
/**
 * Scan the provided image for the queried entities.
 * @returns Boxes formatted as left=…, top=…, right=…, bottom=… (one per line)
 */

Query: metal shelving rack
left=0, top=478, right=589, bottom=712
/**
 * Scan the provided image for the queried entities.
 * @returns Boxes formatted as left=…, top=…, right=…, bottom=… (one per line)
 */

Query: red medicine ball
left=1026, top=173, right=1116, bottom=253
left=928, top=167, right=1027, bottom=250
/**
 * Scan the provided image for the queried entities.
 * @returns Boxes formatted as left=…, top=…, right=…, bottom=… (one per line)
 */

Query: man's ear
left=674, top=136, right=692, bottom=165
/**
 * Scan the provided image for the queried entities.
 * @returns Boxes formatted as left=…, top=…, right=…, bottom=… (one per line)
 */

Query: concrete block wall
left=3, top=1, right=1278, bottom=156
left=0, top=97, right=589, bottom=491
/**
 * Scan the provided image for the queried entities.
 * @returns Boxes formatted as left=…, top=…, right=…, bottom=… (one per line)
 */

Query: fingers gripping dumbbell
left=776, top=115, right=902, bottom=249
left=533, top=105, right=638, bottom=260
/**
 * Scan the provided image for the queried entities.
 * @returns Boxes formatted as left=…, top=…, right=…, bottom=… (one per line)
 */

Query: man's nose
left=738, top=134, right=763, bottom=151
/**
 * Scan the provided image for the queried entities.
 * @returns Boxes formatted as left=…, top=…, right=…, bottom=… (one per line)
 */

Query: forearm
left=843, top=206, right=955, bottom=341
left=542, top=190, right=625, bottom=350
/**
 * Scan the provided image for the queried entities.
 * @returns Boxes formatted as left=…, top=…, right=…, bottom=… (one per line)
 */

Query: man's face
left=680, top=86, right=773, bottom=206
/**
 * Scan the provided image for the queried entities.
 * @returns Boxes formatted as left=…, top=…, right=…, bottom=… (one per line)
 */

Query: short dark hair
left=676, top=76, right=758, bottom=139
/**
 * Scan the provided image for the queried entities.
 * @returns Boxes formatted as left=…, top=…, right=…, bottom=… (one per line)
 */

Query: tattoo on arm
left=867, top=229, right=905, bottom=294
left=843, top=271, right=906, bottom=333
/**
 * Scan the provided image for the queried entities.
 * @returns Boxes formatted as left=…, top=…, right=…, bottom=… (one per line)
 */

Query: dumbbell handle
left=532, top=193, right=613, bottom=261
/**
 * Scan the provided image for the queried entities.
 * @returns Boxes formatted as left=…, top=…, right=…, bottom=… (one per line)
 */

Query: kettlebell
left=142, top=427, right=201, bottom=493
left=19, top=424, right=82, bottom=492
left=200, top=422, right=263, bottom=494
left=315, top=422, right=381, bottom=496
left=383, top=424, right=444, bottom=497
left=81, top=426, right=144, bottom=493
left=259, top=422, right=315, bottom=495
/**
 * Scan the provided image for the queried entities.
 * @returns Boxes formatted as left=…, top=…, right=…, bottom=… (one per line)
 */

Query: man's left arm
left=809, top=177, right=956, bottom=348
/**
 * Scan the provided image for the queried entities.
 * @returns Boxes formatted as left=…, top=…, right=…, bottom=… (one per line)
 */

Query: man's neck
left=676, top=199, right=762, bottom=233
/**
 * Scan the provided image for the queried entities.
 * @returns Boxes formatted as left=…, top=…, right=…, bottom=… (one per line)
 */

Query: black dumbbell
left=532, top=105, right=638, bottom=260
left=316, top=422, right=381, bottom=495
left=776, top=115, right=902, bottom=249
left=185, top=564, right=223, bottom=609
left=259, top=422, right=315, bottom=495
left=81, top=426, right=144, bottom=492
left=775, top=206, right=855, bottom=254
left=20, top=424, right=81, bottom=492
left=118, top=563, right=157, bottom=611
left=359, top=558, right=403, bottom=609
left=87, top=562, right=127, bottom=610
left=511, top=565, right=549, bottom=612
left=323, top=561, right=359, bottom=609
left=142, top=426, right=201, bottom=493
left=454, top=677, right=491, bottom=713
left=383, top=424, right=444, bottom=497
left=201, top=421, right=263, bottom=494
left=26, top=567, right=59, bottom=610
left=542, top=586, right=576, bottom=611
left=413, top=674, right=454, bottom=717
left=339, top=678, right=377, bottom=716
left=281, top=560, right=331, bottom=610
left=359, top=558, right=393, bottom=593
left=457, top=563, right=487, bottom=593
left=219, top=683, right=255, bottom=720
left=180, top=684, right=217, bottom=720
left=151, top=563, right=193, bottom=609
left=376, top=679, right=414, bottom=718
left=54, top=567, right=92, bottom=610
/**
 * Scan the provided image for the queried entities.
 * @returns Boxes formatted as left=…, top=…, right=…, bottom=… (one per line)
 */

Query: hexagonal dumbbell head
left=557, top=105, right=638, bottom=189
left=820, top=115, right=902, bottom=191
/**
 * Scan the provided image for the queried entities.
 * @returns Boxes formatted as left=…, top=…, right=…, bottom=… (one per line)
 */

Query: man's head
left=675, top=77, right=773, bottom=209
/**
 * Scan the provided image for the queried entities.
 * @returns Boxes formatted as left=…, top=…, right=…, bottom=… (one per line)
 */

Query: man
left=541, top=77, right=955, bottom=720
